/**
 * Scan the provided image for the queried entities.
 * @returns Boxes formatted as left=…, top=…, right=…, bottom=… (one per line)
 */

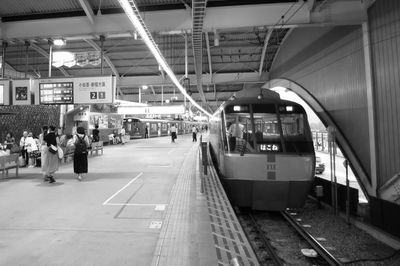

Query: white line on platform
left=103, top=172, right=143, bottom=205
left=104, top=203, right=168, bottom=207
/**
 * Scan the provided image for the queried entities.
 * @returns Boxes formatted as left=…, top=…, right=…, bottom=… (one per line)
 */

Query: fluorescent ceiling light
left=117, top=0, right=211, bottom=117
left=53, top=39, right=66, bottom=46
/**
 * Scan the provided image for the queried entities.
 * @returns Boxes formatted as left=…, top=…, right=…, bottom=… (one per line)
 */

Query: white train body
left=209, top=97, right=315, bottom=210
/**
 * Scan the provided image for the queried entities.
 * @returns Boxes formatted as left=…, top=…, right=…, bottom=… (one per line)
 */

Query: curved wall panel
left=270, top=26, right=371, bottom=182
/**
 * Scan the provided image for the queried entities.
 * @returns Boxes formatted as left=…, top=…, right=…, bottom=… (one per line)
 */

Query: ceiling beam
left=258, top=28, right=272, bottom=76
left=30, top=43, right=70, bottom=77
left=84, top=39, right=124, bottom=96
left=78, top=0, right=95, bottom=24
left=119, top=72, right=268, bottom=87
left=84, top=39, right=119, bottom=78
left=0, top=1, right=367, bottom=40
left=121, top=90, right=235, bottom=103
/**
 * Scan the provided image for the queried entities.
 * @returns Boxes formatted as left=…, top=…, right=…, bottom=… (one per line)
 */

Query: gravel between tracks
left=294, top=199, right=400, bottom=265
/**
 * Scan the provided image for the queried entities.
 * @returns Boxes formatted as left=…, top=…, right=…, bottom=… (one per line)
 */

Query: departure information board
left=39, top=82, right=73, bottom=104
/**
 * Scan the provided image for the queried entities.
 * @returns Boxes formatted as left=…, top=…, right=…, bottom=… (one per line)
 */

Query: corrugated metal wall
left=270, top=25, right=371, bottom=181
left=369, top=0, right=400, bottom=187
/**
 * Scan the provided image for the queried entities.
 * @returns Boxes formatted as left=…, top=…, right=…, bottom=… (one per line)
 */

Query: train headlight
left=286, top=106, right=293, bottom=112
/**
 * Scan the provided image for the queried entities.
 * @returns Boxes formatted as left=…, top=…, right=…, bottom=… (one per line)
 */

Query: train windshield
left=224, top=103, right=313, bottom=154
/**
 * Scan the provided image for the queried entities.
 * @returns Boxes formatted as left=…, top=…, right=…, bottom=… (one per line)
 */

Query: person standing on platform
left=92, top=125, right=100, bottom=142
left=43, top=126, right=59, bottom=183
left=170, top=124, right=177, bottom=143
left=73, top=126, right=90, bottom=181
left=19, top=131, right=29, bottom=167
left=39, top=126, right=48, bottom=177
left=120, top=127, right=126, bottom=144
left=192, top=125, right=198, bottom=142
left=26, top=132, right=39, bottom=168
left=144, top=126, right=149, bottom=139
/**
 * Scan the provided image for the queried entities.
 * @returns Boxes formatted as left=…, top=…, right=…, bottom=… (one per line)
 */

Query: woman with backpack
left=73, top=126, right=90, bottom=181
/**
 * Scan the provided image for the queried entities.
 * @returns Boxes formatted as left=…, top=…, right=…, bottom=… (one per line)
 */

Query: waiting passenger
left=92, top=125, right=100, bottom=142
left=170, top=124, right=177, bottom=143
left=73, top=126, right=90, bottom=181
left=145, top=126, right=149, bottom=138
left=192, top=125, right=198, bottom=142
left=39, top=125, right=48, bottom=178
left=26, top=132, right=39, bottom=168
left=19, top=131, right=29, bottom=167
left=120, top=127, right=126, bottom=144
left=3, top=132, right=18, bottom=153
left=43, top=126, right=59, bottom=183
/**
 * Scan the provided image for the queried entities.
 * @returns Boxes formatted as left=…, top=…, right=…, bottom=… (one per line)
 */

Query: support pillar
left=48, top=40, right=53, bottom=77
left=363, top=21, right=378, bottom=196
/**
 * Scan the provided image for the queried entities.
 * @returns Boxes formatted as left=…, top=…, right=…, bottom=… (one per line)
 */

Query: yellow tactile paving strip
left=202, top=147, right=259, bottom=266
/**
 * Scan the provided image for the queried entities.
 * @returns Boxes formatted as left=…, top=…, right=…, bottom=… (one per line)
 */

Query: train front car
left=210, top=97, right=315, bottom=211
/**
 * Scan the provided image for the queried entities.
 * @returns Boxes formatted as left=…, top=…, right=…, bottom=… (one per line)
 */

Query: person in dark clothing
left=73, top=126, right=90, bottom=181
left=144, top=126, right=149, bottom=139
left=43, top=126, right=59, bottom=183
left=92, top=125, right=100, bottom=142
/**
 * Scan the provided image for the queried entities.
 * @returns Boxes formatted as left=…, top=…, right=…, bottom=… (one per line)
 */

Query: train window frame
left=251, top=104, right=285, bottom=153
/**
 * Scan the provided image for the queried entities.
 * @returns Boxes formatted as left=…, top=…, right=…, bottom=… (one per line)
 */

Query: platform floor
left=0, top=135, right=219, bottom=266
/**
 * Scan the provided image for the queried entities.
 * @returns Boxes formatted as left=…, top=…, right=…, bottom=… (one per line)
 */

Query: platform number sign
left=90, top=92, right=98, bottom=99
left=73, top=76, right=114, bottom=104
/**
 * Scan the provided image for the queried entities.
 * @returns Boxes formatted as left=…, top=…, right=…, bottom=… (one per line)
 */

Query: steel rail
left=247, top=213, right=284, bottom=266
left=281, top=211, right=344, bottom=266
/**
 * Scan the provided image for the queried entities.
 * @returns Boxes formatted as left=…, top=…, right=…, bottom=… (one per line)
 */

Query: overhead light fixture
left=142, top=85, right=148, bottom=90
left=117, top=0, right=211, bottom=117
left=53, top=38, right=66, bottom=46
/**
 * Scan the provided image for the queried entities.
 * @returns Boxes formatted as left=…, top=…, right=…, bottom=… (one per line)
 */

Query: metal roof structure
left=0, top=0, right=367, bottom=112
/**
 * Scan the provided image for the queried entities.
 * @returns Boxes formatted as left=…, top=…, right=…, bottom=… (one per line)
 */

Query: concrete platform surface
left=0, top=135, right=217, bottom=266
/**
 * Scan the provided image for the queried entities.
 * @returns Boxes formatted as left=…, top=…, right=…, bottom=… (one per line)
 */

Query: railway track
left=237, top=209, right=343, bottom=266
left=281, top=210, right=343, bottom=266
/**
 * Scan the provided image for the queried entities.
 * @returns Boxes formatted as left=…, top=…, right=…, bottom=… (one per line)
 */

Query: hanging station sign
left=12, top=79, right=33, bottom=105
left=0, top=80, right=10, bottom=105
left=39, top=79, right=74, bottom=104
left=73, top=76, right=114, bottom=104
left=38, top=76, right=115, bottom=105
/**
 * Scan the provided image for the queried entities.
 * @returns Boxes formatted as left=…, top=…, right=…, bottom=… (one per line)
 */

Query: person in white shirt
left=26, top=132, right=39, bottom=167
left=170, top=124, right=177, bottom=143
left=120, top=127, right=126, bottom=144
left=228, top=117, right=244, bottom=138
left=19, top=131, right=29, bottom=167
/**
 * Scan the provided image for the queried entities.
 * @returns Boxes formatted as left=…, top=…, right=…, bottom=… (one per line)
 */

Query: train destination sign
left=39, top=82, right=74, bottom=104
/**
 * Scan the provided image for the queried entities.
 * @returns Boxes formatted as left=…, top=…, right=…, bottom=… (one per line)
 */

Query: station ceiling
left=0, top=0, right=367, bottom=111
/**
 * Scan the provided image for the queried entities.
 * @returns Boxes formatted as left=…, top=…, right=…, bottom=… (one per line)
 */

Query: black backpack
left=75, top=135, right=87, bottom=154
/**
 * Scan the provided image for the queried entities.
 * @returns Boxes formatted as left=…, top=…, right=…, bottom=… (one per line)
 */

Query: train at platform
left=123, top=117, right=205, bottom=139
left=209, top=95, right=315, bottom=211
